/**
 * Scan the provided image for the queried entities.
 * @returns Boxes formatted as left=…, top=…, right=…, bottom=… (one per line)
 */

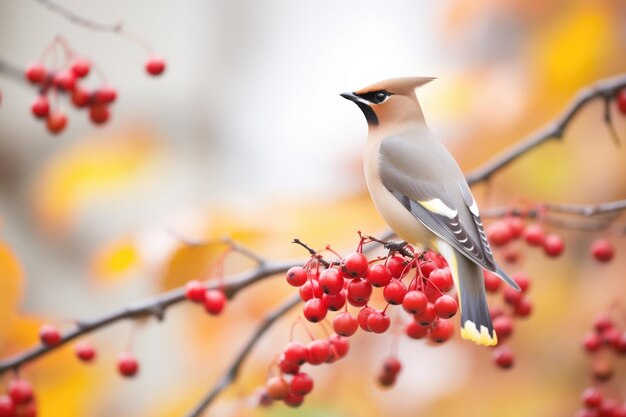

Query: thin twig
left=184, top=294, right=301, bottom=417
left=32, top=0, right=123, bottom=32
left=481, top=199, right=626, bottom=219
left=292, top=238, right=331, bottom=268
left=466, top=74, right=626, bottom=185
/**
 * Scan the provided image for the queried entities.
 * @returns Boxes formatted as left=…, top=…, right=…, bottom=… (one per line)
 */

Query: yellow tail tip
left=460, top=321, right=498, bottom=347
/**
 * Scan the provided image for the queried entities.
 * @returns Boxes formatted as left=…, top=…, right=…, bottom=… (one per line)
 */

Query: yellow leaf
left=91, top=237, right=141, bottom=283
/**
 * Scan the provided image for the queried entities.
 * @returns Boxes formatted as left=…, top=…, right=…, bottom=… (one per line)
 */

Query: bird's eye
left=375, top=92, right=388, bottom=103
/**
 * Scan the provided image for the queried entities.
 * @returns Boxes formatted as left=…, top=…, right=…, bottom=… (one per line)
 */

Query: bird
left=340, top=77, right=520, bottom=346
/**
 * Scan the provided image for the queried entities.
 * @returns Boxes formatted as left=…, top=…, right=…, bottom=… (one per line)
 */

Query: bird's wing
left=378, top=135, right=498, bottom=272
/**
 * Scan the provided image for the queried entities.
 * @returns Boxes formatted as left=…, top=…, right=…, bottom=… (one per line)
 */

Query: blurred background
left=0, top=0, right=626, bottom=416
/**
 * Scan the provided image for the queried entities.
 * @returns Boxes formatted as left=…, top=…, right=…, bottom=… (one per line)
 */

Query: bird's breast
left=363, top=140, right=432, bottom=246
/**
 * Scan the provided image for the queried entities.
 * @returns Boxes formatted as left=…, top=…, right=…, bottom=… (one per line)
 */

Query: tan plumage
left=341, top=77, right=519, bottom=346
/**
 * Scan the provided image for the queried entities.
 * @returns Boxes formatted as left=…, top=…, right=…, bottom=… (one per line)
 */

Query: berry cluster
left=484, top=270, right=533, bottom=369
left=0, top=379, right=36, bottom=417
left=287, top=245, right=458, bottom=345
left=260, top=333, right=349, bottom=408
left=575, top=311, right=626, bottom=417
left=22, top=36, right=166, bottom=134
left=184, top=280, right=227, bottom=315
left=486, top=217, right=565, bottom=259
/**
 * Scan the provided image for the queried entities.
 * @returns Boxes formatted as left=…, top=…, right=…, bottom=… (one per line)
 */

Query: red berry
left=31, top=95, right=50, bottom=118
left=583, top=332, right=602, bottom=353
left=0, top=395, right=15, bottom=417
left=266, top=376, right=289, bottom=400
left=429, top=268, right=453, bottom=292
left=94, top=86, right=117, bottom=104
left=486, top=221, right=513, bottom=246
left=117, top=352, right=139, bottom=377
left=286, top=266, right=308, bottom=287
left=615, top=333, right=626, bottom=355
left=283, top=391, right=304, bottom=408
left=617, top=89, right=626, bottom=115
left=599, top=400, right=618, bottom=417
left=503, top=286, right=523, bottom=305
left=483, top=270, right=501, bottom=292
left=493, top=315, right=514, bottom=340
left=203, top=289, right=226, bottom=315
left=89, top=103, right=110, bottom=124
left=75, top=341, right=96, bottom=362
left=383, top=279, right=407, bottom=305
left=513, top=297, right=533, bottom=317
left=505, top=216, right=525, bottom=238
left=71, top=87, right=91, bottom=108
left=365, top=264, right=392, bottom=287
left=367, top=310, right=391, bottom=334
left=53, top=70, right=76, bottom=91
left=377, top=371, right=397, bottom=388
left=283, top=341, right=308, bottom=365
left=574, top=409, right=600, bottom=417
left=402, top=290, right=428, bottom=314
left=290, top=373, right=314, bottom=396
left=503, top=247, right=521, bottom=264
left=39, top=324, right=61, bottom=346
left=405, top=321, right=429, bottom=339
left=25, top=62, right=46, bottom=83
left=387, top=255, right=409, bottom=278
left=601, top=327, right=621, bottom=347
left=357, top=306, right=374, bottom=332
left=185, top=280, right=206, bottom=302
left=278, top=357, right=299, bottom=374
left=543, top=233, right=564, bottom=257
left=70, top=58, right=91, bottom=78
left=8, top=380, right=33, bottom=404
left=322, top=291, right=346, bottom=311
left=328, top=334, right=349, bottom=358
left=319, top=268, right=344, bottom=295
left=46, top=112, right=68, bottom=134
left=492, top=345, right=514, bottom=369
left=303, top=298, right=327, bottom=323
left=299, top=279, right=323, bottom=301
left=614, top=405, right=626, bottom=417
left=414, top=303, right=437, bottom=326
left=590, top=239, right=614, bottom=263
left=145, top=56, right=166, bottom=76
left=489, top=305, right=505, bottom=319
left=434, top=295, right=458, bottom=318
left=333, top=312, right=358, bottom=337
left=423, top=249, right=448, bottom=268
left=524, top=223, right=545, bottom=246
left=429, top=318, right=454, bottom=343
left=511, top=272, right=530, bottom=292
left=306, top=340, right=330, bottom=365
left=383, top=357, right=402, bottom=375
left=423, top=281, right=443, bottom=303
left=347, top=278, right=372, bottom=303
left=582, top=387, right=603, bottom=408
left=341, top=252, right=369, bottom=278
left=419, top=260, right=437, bottom=278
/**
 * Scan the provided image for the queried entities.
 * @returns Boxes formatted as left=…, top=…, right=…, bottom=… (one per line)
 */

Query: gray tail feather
left=494, top=265, right=521, bottom=291
left=458, top=256, right=494, bottom=337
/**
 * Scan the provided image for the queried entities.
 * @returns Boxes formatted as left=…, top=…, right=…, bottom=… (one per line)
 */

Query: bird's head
left=341, top=77, right=434, bottom=130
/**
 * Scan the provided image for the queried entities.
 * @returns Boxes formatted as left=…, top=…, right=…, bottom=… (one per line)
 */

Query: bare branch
left=466, top=74, right=626, bottom=185
left=184, top=294, right=301, bottom=417
left=0, top=259, right=298, bottom=374
left=32, top=0, right=123, bottom=33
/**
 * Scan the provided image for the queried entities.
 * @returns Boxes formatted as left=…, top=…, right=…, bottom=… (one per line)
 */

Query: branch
left=184, top=294, right=301, bottom=417
left=481, top=199, right=626, bottom=233
left=466, top=74, right=626, bottom=185
left=0, top=259, right=297, bottom=374
left=32, top=0, right=123, bottom=33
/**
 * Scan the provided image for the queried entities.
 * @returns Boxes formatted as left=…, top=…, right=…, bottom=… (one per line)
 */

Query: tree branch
left=31, top=0, right=123, bottom=33
left=184, top=294, right=301, bottom=417
left=466, top=74, right=626, bottom=185
left=0, top=259, right=297, bottom=374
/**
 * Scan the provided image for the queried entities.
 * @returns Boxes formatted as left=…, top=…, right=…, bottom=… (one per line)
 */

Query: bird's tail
left=435, top=240, right=497, bottom=347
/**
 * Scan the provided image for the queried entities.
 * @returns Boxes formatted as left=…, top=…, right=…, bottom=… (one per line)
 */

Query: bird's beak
left=340, top=92, right=359, bottom=102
